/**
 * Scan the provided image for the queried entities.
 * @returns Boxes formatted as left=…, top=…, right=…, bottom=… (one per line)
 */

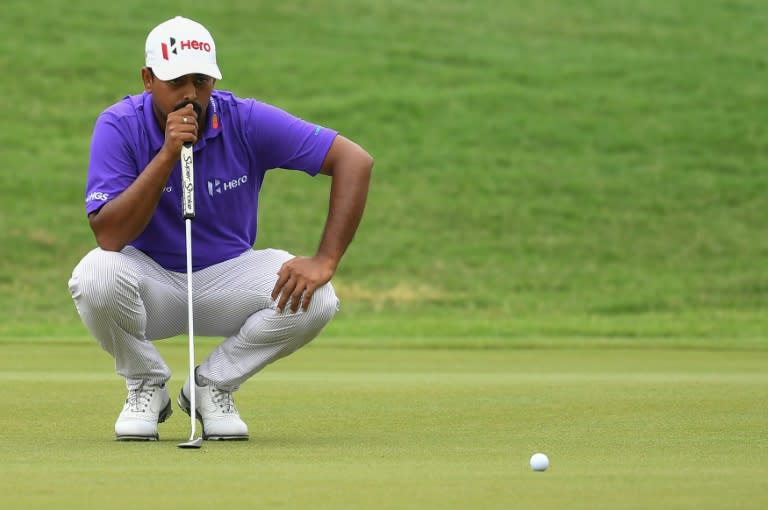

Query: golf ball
left=530, top=452, right=549, bottom=471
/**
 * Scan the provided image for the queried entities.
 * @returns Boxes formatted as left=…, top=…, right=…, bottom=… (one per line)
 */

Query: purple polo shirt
left=85, top=90, right=337, bottom=271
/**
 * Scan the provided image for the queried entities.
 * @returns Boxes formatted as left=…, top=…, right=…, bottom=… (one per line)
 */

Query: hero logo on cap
left=161, top=38, right=178, bottom=60
left=161, top=37, right=212, bottom=60
left=145, top=16, right=222, bottom=81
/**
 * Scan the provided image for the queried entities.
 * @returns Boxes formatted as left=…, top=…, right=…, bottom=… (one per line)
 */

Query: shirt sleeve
left=244, top=100, right=338, bottom=175
left=84, top=112, right=138, bottom=215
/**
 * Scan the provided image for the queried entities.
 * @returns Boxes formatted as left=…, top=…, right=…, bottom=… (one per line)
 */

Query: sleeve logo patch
left=86, top=191, right=110, bottom=202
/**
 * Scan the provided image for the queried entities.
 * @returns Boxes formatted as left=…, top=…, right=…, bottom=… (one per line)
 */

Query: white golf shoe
left=114, top=383, right=172, bottom=441
left=178, top=376, right=249, bottom=440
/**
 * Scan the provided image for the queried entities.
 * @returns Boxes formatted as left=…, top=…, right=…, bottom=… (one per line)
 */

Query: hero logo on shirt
left=162, top=37, right=212, bottom=60
left=86, top=191, right=109, bottom=202
left=208, top=176, right=248, bottom=197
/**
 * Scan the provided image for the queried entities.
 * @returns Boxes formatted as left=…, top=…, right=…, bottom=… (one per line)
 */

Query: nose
left=181, top=78, right=197, bottom=102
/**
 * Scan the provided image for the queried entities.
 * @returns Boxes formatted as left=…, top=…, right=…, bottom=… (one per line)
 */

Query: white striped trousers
left=68, top=246, right=339, bottom=391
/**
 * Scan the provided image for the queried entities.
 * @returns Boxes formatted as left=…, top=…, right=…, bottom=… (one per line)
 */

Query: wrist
left=314, top=252, right=340, bottom=272
left=155, top=146, right=180, bottom=167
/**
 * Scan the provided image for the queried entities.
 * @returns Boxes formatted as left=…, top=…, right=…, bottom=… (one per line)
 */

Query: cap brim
left=152, top=63, right=222, bottom=81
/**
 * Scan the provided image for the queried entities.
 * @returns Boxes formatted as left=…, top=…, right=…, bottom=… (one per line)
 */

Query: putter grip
left=181, top=143, right=195, bottom=219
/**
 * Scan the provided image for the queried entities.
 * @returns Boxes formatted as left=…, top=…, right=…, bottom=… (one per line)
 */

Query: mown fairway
left=0, top=0, right=766, bottom=508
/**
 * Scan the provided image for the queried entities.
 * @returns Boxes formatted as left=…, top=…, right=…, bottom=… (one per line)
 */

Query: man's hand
left=271, top=255, right=337, bottom=313
left=162, top=103, right=199, bottom=158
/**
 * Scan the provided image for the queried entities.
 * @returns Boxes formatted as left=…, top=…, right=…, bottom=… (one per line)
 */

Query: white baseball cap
left=145, top=16, right=222, bottom=80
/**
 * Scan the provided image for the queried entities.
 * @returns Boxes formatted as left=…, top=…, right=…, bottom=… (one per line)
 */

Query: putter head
left=177, top=437, right=203, bottom=449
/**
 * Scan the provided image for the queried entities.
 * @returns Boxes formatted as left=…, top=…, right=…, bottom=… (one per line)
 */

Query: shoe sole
left=177, top=390, right=249, bottom=441
left=115, top=400, right=173, bottom=441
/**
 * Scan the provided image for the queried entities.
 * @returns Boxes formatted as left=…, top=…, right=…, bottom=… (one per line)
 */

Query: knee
left=308, top=282, right=340, bottom=325
left=68, top=249, right=138, bottom=308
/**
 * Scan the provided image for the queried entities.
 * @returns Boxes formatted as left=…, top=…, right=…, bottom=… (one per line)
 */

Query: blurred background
left=1, top=0, right=766, bottom=349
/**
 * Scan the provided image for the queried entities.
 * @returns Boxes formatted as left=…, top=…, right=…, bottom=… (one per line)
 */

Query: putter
left=177, top=140, right=203, bottom=450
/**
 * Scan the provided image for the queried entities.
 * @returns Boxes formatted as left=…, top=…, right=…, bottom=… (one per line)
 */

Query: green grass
left=1, top=340, right=766, bottom=510
left=1, top=0, right=767, bottom=340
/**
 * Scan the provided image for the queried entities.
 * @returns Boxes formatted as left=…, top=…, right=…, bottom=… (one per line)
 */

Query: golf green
left=1, top=340, right=765, bottom=509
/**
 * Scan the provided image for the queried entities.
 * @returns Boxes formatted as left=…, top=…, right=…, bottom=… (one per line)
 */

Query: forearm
left=315, top=151, right=373, bottom=269
left=89, top=149, right=178, bottom=251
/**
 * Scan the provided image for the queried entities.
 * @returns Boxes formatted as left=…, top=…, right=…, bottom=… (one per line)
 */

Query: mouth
left=173, top=100, right=203, bottom=116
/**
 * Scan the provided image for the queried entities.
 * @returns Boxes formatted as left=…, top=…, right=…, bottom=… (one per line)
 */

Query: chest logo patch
left=207, top=175, right=248, bottom=197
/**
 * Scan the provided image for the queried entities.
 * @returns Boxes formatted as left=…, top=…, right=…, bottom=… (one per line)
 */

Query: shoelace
left=210, top=388, right=237, bottom=414
left=126, top=386, right=156, bottom=413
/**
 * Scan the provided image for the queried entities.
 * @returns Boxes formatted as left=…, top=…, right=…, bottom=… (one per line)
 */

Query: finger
left=276, top=277, right=296, bottom=312
left=271, top=267, right=290, bottom=301
left=171, top=106, right=198, bottom=125
left=177, top=126, right=197, bottom=145
left=301, top=287, right=316, bottom=311
left=182, top=104, right=199, bottom=126
left=166, top=113, right=197, bottom=148
left=179, top=110, right=199, bottom=138
left=289, top=282, right=306, bottom=313
left=173, top=102, right=198, bottom=118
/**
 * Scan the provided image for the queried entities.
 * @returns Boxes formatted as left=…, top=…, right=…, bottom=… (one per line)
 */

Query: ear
left=141, top=67, right=154, bottom=92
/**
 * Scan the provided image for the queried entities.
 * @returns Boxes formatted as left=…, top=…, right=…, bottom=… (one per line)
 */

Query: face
left=141, top=67, right=216, bottom=129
